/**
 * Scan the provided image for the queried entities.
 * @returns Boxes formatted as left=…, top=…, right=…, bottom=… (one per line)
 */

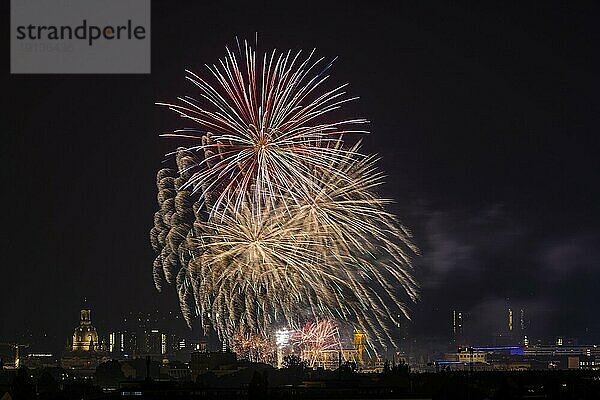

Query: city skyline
left=1, top=300, right=590, bottom=360
left=2, top=302, right=598, bottom=378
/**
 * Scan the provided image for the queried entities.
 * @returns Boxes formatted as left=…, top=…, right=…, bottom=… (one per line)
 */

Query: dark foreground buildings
left=1, top=356, right=600, bottom=399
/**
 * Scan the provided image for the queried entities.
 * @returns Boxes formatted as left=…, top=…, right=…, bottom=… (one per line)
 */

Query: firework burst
left=158, top=40, right=368, bottom=215
left=189, top=201, right=326, bottom=340
left=233, top=333, right=276, bottom=364
left=291, top=319, right=341, bottom=367
left=152, top=40, right=418, bottom=351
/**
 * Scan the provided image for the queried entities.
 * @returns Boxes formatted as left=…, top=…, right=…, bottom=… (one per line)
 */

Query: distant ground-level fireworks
left=233, top=332, right=276, bottom=364
left=151, top=40, right=418, bottom=353
left=291, top=319, right=342, bottom=368
left=232, top=319, right=362, bottom=369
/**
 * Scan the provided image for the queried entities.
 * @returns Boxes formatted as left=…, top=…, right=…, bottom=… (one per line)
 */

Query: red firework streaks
left=291, top=319, right=341, bottom=365
left=158, top=39, right=368, bottom=215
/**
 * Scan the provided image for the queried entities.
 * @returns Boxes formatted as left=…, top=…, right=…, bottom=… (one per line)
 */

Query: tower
left=72, top=309, right=99, bottom=351
left=452, top=310, right=464, bottom=343
left=81, top=309, right=91, bottom=324
left=353, top=329, right=366, bottom=363
left=520, top=308, right=525, bottom=331
left=519, top=308, right=528, bottom=345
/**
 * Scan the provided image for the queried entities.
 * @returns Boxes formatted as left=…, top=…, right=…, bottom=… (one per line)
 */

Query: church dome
left=72, top=309, right=99, bottom=351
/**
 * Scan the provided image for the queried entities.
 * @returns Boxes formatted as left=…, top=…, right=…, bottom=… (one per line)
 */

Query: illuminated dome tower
left=72, top=309, right=99, bottom=352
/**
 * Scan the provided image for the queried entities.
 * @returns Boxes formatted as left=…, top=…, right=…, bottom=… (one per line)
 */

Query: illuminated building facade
left=109, top=331, right=124, bottom=353
left=72, top=309, right=99, bottom=352
left=440, top=345, right=600, bottom=371
left=300, top=348, right=360, bottom=370
left=62, top=308, right=109, bottom=372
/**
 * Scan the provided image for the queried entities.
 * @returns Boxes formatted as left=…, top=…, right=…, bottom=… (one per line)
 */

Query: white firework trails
left=152, top=40, right=418, bottom=350
left=158, top=40, right=368, bottom=215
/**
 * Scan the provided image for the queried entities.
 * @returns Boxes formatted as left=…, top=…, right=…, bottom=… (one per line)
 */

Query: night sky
left=2, top=1, right=599, bottom=351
